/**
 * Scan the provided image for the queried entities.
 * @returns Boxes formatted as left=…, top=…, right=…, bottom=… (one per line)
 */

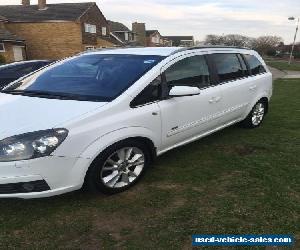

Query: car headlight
left=0, top=128, right=68, bottom=162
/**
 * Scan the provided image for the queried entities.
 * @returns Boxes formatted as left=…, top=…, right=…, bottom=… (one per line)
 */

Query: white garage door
left=13, top=46, right=24, bottom=61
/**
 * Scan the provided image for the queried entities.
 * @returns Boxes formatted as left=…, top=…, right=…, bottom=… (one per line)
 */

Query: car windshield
left=2, top=54, right=164, bottom=102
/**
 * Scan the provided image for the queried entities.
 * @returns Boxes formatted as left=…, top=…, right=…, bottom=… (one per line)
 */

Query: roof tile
left=0, top=2, right=95, bottom=22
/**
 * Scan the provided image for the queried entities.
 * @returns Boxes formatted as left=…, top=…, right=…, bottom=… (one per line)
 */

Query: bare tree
left=204, top=34, right=284, bottom=55
left=204, top=34, right=253, bottom=48
left=252, top=36, right=284, bottom=54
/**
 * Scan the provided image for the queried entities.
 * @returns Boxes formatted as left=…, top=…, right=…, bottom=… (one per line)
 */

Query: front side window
left=210, top=53, right=245, bottom=83
left=131, top=76, right=161, bottom=107
left=164, top=55, right=210, bottom=89
left=2, top=54, right=165, bottom=102
left=243, top=54, right=266, bottom=75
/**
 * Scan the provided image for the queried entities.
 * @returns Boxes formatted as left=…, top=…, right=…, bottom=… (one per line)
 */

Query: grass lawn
left=0, top=79, right=299, bottom=249
left=267, top=60, right=300, bottom=71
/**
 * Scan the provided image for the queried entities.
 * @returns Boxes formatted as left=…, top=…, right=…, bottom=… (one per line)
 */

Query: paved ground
left=284, top=70, right=300, bottom=79
left=268, top=66, right=300, bottom=80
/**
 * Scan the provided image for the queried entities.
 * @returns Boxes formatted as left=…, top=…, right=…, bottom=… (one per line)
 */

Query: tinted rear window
left=243, top=54, right=266, bottom=75
left=210, top=53, right=246, bottom=83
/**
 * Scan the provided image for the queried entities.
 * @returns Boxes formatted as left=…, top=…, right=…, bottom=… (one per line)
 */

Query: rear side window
left=210, top=53, right=246, bottom=83
left=164, top=55, right=210, bottom=89
left=243, top=54, right=266, bottom=75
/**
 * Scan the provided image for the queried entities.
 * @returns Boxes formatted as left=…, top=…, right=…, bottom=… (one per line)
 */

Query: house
left=108, top=20, right=137, bottom=46
left=131, top=22, right=193, bottom=47
left=132, top=22, right=147, bottom=46
left=0, top=0, right=119, bottom=62
left=131, top=23, right=170, bottom=47
left=146, top=30, right=165, bottom=47
left=0, top=16, right=26, bottom=62
left=164, top=36, right=195, bottom=47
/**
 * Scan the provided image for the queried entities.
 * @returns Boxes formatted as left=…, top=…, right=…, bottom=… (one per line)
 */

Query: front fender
left=65, top=126, right=160, bottom=187
left=80, top=126, right=159, bottom=160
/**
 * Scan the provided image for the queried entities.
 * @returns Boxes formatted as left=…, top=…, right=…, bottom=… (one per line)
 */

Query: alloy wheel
left=252, top=103, right=265, bottom=126
left=100, top=147, right=145, bottom=188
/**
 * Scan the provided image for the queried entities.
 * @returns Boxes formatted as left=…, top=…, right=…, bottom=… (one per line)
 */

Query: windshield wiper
left=2, top=90, right=75, bottom=99
left=1, top=90, right=110, bottom=102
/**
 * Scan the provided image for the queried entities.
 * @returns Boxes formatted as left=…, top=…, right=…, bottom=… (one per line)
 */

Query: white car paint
left=0, top=47, right=272, bottom=198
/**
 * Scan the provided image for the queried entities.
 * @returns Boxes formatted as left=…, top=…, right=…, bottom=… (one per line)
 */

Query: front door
left=158, top=54, right=222, bottom=151
left=13, top=46, right=24, bottom=62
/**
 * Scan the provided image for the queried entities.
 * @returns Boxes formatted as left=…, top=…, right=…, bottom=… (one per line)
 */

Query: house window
left=85, top=46, right=95, bottom=51
left=102, top=27, right=107, bottom=36
left=0, top=43, right=5, bottom=52
left=124, top=32, right=129, bottom=41
left=152, top=35, right=160, bottom=44
left=85, top=23, right=97, bottom=34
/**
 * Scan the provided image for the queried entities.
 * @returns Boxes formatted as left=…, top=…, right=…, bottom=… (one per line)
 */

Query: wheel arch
left=260, top=96, right=269, bottom=114
left=68, top=127, right=159, bottom=188
left=244, top=94, right=270, bottom=119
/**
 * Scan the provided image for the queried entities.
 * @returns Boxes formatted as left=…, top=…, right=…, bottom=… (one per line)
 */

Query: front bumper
left=0, top=156, right=90, bottom=198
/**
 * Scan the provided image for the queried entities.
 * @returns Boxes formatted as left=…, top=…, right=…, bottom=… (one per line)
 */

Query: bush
left=293, top=52, right=300, bottom=59
left=0, top=54, right=6, bottom=64
left=266, top=49, right=277, bottom=57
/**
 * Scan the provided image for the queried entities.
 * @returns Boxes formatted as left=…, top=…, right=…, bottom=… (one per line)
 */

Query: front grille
left=0, top=180, right=50, bottom=194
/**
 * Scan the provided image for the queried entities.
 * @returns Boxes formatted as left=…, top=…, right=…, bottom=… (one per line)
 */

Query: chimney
left=22, top=0, right=30, bottom=6
left=38, top=0, right=47, bottom=10
left=132, top=22, right=146, bottom=46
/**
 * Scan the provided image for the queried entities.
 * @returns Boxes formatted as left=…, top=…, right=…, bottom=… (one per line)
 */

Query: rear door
left=157, top=53, right=223, bottom=151
left=208, top=52, right=253, bottom=124
left=242, top=53, right=270, bottom=104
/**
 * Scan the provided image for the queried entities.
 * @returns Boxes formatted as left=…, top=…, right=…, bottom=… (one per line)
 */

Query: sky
left=0, top=0, right=299, bottom=44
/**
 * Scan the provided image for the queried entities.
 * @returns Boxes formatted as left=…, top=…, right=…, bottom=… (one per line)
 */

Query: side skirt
left=157, top=118, right=242, bottom=156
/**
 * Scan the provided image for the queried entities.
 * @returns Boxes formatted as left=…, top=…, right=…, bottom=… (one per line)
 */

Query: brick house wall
left=0, top=42, right=18, bottom=62
left=80, top=4, right=110, bottom=48
left=147, top=32, right=163, bottom=47
left=6, top=22, right=83, bottom=60
left=2, top=43, right=26, bottom=62
left=3, top=4, right=111, bottom=60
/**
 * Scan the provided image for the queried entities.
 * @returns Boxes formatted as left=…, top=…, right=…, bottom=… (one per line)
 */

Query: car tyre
left=240, top=100, right=267, bottom=128
left=84, top=139, right=151, bottom=194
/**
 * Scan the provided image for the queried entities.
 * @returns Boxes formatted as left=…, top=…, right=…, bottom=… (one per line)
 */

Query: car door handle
left=209, top=97, right=221, bottom=104
left=209, top=98, right=215, bottom=104
left=214, top=96, right=221, bottom=103
left=249, top=85, right=257, bottom=91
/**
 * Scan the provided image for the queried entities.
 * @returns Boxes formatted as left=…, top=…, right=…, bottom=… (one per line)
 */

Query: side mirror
left=169, top=86, right=200, bottom=97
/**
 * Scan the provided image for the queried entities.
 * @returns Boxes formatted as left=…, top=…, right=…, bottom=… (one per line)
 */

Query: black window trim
left=162, top=54, right=215, bottom=91
left=130, top=53, right=217, bottom=108
left=236, top=53, right=251, bottom=78
left=208, top=52, right=254, bottom=85
left=241, top=53, right=267, bottom=76
left=130, top=74, right=164, bottom=108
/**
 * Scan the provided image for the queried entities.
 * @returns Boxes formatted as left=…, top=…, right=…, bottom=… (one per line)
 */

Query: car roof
left=85, top=46, right=252, bottom=57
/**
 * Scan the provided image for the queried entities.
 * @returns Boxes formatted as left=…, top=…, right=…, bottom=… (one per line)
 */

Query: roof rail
left=169, top=45, right=251, bottom=55
left=187, top=45, right=251, bottom=50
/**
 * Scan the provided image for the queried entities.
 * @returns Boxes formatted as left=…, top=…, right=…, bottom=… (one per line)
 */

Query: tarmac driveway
left=268, top=66, right=300, bottom=80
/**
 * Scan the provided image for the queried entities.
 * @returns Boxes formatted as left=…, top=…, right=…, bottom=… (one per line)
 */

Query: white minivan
left=0, top=47, right=272, bottom=198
